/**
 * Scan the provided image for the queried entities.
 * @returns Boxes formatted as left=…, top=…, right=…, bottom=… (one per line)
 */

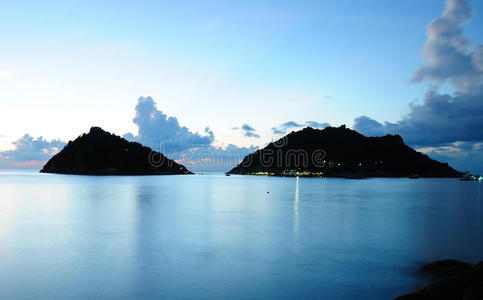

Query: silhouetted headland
left=229, top=125, right=461, bottom=178
left=40, top=127, right=192, bottom=175
left=395, top=260, right=483, bottom=300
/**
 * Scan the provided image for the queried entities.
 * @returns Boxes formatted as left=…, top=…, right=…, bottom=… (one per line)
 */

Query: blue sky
left=1, top=0, right=482, bottom=172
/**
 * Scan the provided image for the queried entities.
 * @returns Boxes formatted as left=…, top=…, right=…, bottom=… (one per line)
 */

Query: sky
left=1, top=0, right=482, bottom=172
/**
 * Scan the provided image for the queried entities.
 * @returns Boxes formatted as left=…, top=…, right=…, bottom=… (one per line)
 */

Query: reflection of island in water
left=41, top=127, right=192, bottom=175
left=229, top=125, right=462, bottom=178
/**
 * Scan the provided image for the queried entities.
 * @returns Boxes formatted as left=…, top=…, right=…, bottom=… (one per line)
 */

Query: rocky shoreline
left=395, top=260, right=483, bottom=299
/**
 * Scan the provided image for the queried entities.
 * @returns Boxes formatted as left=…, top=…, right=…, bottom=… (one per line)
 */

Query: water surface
left=0, top=170, right=482, bottom=299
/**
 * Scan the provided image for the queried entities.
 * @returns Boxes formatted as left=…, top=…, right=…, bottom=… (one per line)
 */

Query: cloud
left=272, top=120, right=330, bottom=135
left=417, top=141, right=483, bottom=173
left=305, top=121, right=331, bottom=129
left=354, top=89, right=483, bottom=146
left=241, top=124, right=255, bottom=132
left=272, top=128, right=285, bottom=135
left=354, top=0, right=483, bottom=145
left=411, top=0, right=482, bottom=94
left=280, top=121, right=303, bottom=129
left=232, top=123, right=260, bottom=138
left=124, top=96, right=215, bottom=152
left=1, top=96, right=255, bottom=172
left=0, top=135, right=65, bottom=168
left=124, top=96, right=259, bottom=171
left=353, top=0, right=483, bottom=171
left=244, top=132, right=260, bottom=138
left=241, top=124, right=260, bottom=138
left=353, top=116, right=386, bottom=137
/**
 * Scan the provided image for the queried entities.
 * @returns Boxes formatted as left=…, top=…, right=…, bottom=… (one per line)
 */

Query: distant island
left=229, top=125, right=461, bottom=178
left=40, top=127, right=192, bottom=175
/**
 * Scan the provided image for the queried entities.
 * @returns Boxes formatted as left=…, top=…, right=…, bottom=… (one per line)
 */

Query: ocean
left=0, top=170, right=482, bottom=299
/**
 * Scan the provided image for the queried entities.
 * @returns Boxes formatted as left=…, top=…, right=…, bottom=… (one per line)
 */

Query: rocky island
left=40, top=127, right=192, bottom=175
left=229, top=125, right=461, bottom=178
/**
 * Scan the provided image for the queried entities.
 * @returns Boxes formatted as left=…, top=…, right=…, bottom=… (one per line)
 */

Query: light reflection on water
left=0, top=170, right=482, bottom=299
left=293, top=176, right=300, bottom=252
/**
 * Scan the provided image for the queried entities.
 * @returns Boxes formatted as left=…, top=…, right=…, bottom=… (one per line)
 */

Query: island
left=40, top=127, right=192, bottom=175
left=228, top=125, right=461, bottom=178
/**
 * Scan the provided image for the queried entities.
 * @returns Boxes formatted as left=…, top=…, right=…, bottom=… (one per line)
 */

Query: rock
left=395, top=261, right=483, bottom=300
left=420, top=259, right=472, bottom=278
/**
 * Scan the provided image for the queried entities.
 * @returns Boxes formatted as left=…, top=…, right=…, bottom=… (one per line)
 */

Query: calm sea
left=0, top=170, right=482, bottom=299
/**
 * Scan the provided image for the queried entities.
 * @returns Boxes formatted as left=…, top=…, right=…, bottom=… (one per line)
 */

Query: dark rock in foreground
left=395, top=260, right=483, bottom=300
left=420, top=259, right=472, bottom=277
left=229, top=125, right=461, bottom=178
left=40, top=127, right=192, bottom=175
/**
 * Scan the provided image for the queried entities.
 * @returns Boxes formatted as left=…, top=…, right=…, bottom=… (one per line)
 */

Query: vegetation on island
left=40, top=127, right=192, bottom=175
left=229, top=125, right=462, bottom=178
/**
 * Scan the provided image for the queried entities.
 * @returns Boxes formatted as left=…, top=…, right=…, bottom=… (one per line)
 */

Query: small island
left=229, top=125, right=461, bottom=178
left=40, top=127, right=192, bottom=175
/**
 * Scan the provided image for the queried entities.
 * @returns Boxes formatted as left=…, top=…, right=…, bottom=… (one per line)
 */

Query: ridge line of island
left=40, top=125, right=482, bottom=180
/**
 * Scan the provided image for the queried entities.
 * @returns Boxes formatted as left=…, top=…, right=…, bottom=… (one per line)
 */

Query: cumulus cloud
left=124, top=96, right=215, bottom=152
left=355, top=0, right=483, bottom=146
left=411, top=0, right=482, bottom=94
left=353, top=0, right=483, bottom=171
left=272, top=120, right=330, bottom=135
left=353, top=116, right=386, bottom=137
left=0, top=135, right=65, bottom=168
left=124, top=96, right=259, bottom=171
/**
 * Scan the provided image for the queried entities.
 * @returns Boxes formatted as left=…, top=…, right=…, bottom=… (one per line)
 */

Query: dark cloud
left=241, top=124, right=255, bottom=132
left=354, top=0, right=483, bottom=147
left=353, top=0, right=483, bottom=171
left=353, top=116, right=386, bottom=137
left=272, top=120, right=330, bottom=135
left=354, top=90, right=483, bottom=146
left=232, top=123, right=260, bottom=138
left=244, top=131, right=260, bottom=138
left=0, top=135, right=65, bottom=168
left=124, top=96, right=215, bottom=152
